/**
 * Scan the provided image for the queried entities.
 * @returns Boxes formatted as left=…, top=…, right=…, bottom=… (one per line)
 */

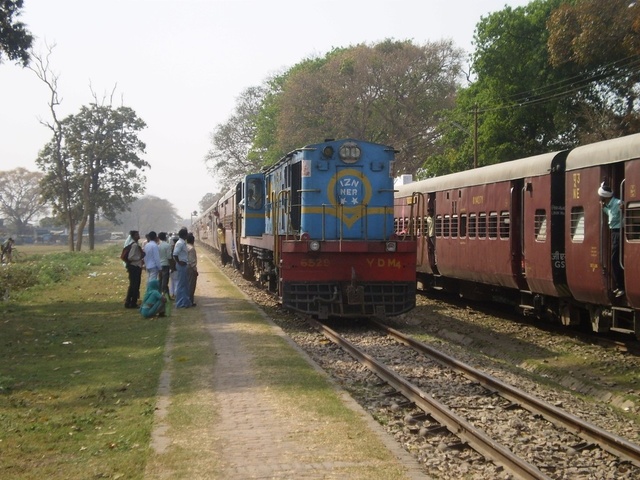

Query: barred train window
left=570, top=206, right=585, bottom=242
left=499, top=211, right=510, bottom=239
left=478, top=212, right=487, bottom=238
left=469, top=213, right=476, bottom=238
left=626, top=202, right=640, bottom=241
left=488, top=211, right=498, bottom=239
left=435, top=215, right=443, bottom=237
left=535, top=209, right=547, bottom=242
left=460, top=214, right=467, bottom=238
left=451, top=215, right=458, bottom=238
left=443, top=215, right=450, bottom=237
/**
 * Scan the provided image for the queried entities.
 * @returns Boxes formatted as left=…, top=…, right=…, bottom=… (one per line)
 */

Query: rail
left=371, top=319, right=640, bottom=468
left=309, top=318, right=552, bottom=480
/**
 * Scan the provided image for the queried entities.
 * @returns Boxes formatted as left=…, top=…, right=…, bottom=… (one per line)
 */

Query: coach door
left=624, top=160, right=640, bottom=308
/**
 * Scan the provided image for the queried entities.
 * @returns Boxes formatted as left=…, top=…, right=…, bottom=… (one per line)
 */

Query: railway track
left=308, top=318, right=640, bottom=480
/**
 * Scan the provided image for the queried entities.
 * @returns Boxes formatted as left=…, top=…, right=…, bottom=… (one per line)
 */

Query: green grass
left=0, top=247, right=170, bottom=479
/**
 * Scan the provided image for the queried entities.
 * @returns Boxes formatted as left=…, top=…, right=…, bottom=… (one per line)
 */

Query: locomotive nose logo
left=327, top=169, right=373, bottom=228
left=338, top=176, right=362, bottom=205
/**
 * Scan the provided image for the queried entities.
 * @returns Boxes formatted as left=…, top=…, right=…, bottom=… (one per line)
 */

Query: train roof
left=264, top=138, right=396, bottom=174
left=566, top=132, right=640, bottom=171
left=396, top=150, right=560, bottom=196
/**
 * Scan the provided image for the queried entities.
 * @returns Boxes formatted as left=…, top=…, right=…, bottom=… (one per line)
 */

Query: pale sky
left=1, top=0, right=530, bottom=220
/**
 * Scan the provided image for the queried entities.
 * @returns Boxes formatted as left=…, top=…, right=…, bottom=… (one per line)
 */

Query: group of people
left=123, top=227, right=199, bottom=318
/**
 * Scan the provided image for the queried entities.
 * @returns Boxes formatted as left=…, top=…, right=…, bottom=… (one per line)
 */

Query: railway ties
left=308, top=318, right=640, bottom=480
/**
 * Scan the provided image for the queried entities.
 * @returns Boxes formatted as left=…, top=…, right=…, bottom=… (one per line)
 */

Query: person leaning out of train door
left=426, top=208, right=438, bottom=273
left=598, top=182, right=625, bottom=297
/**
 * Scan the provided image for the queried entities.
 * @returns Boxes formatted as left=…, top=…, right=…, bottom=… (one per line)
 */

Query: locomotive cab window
left=570, top=206, right=585, bottom=243
left=499, top=211, right=510, bottom=239
left=535, top=209, right=547, bottom=242
left=247, top=178, right=264, bottom=210
left=626, top=202, right=640, bottom=241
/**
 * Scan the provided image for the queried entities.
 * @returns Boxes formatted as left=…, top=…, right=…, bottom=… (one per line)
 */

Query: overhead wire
left=472, top=54, right=640, bottom=114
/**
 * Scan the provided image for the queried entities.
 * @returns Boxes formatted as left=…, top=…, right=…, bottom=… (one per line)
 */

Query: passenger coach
left=396, top=133, right=640, bottom=338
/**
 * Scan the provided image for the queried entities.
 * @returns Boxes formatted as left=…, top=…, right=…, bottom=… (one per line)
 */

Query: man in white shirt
left=144, top=231, right=162, bottom=284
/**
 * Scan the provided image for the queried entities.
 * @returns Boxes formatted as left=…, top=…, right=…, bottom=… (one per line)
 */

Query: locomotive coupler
left=347, top=267, right=364, bottom=305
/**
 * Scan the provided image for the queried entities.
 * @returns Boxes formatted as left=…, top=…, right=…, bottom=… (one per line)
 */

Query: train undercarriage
left=419, top=272, right=640, bottom=340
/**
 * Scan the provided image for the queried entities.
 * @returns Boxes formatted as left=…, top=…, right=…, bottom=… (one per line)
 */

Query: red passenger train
left=395, top=133, right=640, bottom=339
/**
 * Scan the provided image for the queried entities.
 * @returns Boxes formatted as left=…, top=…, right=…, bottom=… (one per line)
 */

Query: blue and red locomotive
left=395, top=133, right=640, bottom=339
left=196, top=138, right=417, bottom=319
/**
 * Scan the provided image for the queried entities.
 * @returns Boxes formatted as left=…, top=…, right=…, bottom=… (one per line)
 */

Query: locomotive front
left=276, top=139, right=417, bottom=319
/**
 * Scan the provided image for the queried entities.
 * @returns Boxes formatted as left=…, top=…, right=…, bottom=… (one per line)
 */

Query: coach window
left=478, top=212, right=487, bottom=239
left=435, top=214, right=443, bottom=237
left=451, top=215, right=458, bottom=238
left=499, top=211, right=510, bottom=239
left=570, top=206, right=585, bottom=242
left=488, top=212, right=498, bottom=239
left=468, top=213, right=476, bottom=238
left=625, top=202, right=640, bottom=241
left=460, top=214, right=467, bottom=238
left=535, top=209, right=547, bottom=242
left=443, top=215, right=450, bottom=237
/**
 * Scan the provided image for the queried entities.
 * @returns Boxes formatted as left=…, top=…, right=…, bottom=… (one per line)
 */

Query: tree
left=115, top=196, right=181, bottom=235
left=547, top=0, right=640, bottom=141
left=62, top=98, right=148, bottom=250
left=198, top=192, right=222, bottom=214
left=31, top=47, right=77, bottom=250
left=271, top=40, right=465, bottom=174
left=429, top=0, right=578, bottom=176
left=204, top=85, right=267, bottom=192
left=0, top=0, right=33, bottom=66
left=0, top=168, right=46, bottom=233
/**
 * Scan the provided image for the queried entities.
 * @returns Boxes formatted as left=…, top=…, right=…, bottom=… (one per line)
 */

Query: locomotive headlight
left=385, top=241, right=397, bottom=252
left=339, top=142, right=361, bottom=164
left=309, top=240, right=321, bottom=252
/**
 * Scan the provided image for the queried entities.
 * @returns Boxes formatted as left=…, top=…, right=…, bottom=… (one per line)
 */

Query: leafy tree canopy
left=429, top=0, right=640, bottom=177
left=0, top=0, right=33, bottom=66
left=37, top=102, right=148, bottom=249
left=0, top=167, right=46, bottom=233
left=115, top=195, right=181, bottom=235
left=547, top=0, right=640, bottom=141
left=199, top=192, right=222, bottom=214
left=206, top=39, right=465, bottom=187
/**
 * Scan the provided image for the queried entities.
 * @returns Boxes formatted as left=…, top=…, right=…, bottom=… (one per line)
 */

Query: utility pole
left=474, top=104, right=478, bottom=169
